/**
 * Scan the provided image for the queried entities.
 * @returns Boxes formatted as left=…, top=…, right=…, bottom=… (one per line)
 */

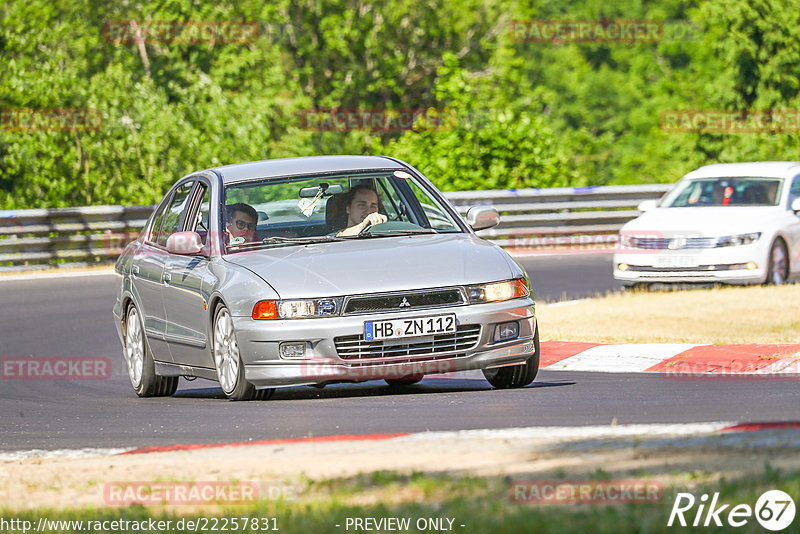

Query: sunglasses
left=234, top=219, right=256, bottom=231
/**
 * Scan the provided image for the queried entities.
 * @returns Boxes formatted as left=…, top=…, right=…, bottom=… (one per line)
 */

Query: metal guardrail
left=0, top=184, right=672, bottom=272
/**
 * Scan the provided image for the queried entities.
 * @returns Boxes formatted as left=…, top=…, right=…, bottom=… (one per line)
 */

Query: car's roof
left=684, top=161, right=800, bottom=179
left=208, top=155, right=405, bottom=184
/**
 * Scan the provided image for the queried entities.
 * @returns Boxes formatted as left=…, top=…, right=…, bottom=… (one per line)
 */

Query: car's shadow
left=173, top=378, right=574, bottom=401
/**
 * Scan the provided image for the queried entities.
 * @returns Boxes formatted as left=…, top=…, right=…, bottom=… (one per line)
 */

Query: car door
left=786, top=176, right=800, bottom=274
left=131, top=186, right=189, bottom=363
left=162, top=181, right=215, bottom=369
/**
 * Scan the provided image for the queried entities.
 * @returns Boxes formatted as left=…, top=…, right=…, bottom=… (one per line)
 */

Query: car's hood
left=621, top=206, right=778, bottom=236
left=223, top=233, right=516, bottom=298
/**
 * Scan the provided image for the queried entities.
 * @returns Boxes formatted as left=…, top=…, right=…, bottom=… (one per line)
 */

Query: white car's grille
left=334, top=324, right=481, bottom=362
left=627, top=236, right=718, bottom=250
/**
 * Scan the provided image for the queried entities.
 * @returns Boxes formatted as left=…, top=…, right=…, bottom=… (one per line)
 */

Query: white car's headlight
left=467, top=278, right=530, bottom=303
left=716, top=232, right=761, bottom=247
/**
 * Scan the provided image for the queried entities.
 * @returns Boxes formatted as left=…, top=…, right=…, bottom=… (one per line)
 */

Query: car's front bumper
left=612, top=244, right=767, bottom=284
left=231, top=298, right=536, bottom=387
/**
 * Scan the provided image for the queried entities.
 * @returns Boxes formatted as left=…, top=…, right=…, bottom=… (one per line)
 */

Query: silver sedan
left=113, top=156, right=538, bottom=400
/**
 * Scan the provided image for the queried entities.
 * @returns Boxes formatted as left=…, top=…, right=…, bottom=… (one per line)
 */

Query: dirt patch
left=3, top=427, right=800, bottom=511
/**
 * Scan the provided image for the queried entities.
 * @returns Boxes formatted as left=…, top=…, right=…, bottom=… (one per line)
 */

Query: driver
left=336, top=185, right=387, bottom=236
left=225, top=203, right=258, bottom=244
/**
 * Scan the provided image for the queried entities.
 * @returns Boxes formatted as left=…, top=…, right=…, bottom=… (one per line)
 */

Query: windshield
left=660, top=177, right=783, bottom=208
left=222, top=171, right=463, bottom=252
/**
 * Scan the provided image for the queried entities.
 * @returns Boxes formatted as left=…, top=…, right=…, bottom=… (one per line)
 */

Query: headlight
left=467, top=278, right=530, bottom=303
left=716, top=232, right=761, bottom=247
left=252, top=298, right=341, bottom=320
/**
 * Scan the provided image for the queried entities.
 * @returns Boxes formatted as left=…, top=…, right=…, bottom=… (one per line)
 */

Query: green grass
left=5, top=468, right=799, bottom=533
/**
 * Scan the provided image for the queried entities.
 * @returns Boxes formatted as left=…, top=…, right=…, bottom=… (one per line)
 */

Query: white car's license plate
left=364, top=314, right=457, bottom=341
left=655, top=255, right=698, bottom=268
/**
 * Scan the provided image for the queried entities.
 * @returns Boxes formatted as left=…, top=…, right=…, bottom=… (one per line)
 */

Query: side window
left=187, top=185, right=211, bottom=245
left=147, top=197, right=171, bottom=243
left=789, top=177, right=800, bottom=208
left=156, top=181, right=195, bottom=247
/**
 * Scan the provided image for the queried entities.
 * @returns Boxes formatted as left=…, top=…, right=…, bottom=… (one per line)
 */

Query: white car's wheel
left=213, top=305, right=273, bottom=401
left=124, top=304, right=178, bottom=397
left=766, top=239, right=789, bottom=285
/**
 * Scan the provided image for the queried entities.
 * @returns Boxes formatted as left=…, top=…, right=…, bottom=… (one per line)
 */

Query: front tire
left=766, top=239, right=789, bottom=285
left=213, top=305, right=274, bottom=401
left=124, top=304, right=178, bottom=397
left=483, top=321, right=540, bottom=389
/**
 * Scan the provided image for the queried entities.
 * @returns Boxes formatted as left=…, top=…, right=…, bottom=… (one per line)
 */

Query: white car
left=614, top=162, right=800, bottom=285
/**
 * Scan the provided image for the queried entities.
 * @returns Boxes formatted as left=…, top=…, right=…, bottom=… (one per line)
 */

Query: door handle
left=163, top=272, right=171, bottom=284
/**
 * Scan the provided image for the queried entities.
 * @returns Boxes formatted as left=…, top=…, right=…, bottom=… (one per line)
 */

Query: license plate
left=655, top=255, right=698, bottom=268
left=364, top=314, right=457, bottom=341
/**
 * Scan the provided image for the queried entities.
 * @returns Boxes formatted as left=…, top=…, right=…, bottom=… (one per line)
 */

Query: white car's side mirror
left=166, top=231, right=203, bottom=255
left=466, top=207, right=500, bottom=231
left=792, top=198, right=800, bottom=214
left=637, top=199, right=658, bottom=212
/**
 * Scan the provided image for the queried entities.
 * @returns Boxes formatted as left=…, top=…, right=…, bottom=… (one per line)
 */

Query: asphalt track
left=1, top=253, right=797, bottom=452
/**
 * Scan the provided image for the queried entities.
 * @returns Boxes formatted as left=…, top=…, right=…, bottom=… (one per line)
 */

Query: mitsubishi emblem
left=399, top=297, right=411, bottom=308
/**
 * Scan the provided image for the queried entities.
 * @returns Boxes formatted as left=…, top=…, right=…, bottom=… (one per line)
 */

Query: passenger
left=336, top=185, right=388, bottom=237
left=225, top=203, right=258, bottom=243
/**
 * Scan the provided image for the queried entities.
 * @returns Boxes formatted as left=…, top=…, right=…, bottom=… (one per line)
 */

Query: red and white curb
left=4, top=422, right=800, bottom=460
left=538, top=341, right=800, bottom=375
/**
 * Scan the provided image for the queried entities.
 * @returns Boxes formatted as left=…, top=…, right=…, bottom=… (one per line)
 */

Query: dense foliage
left=1, top=0, right=799, bottom=208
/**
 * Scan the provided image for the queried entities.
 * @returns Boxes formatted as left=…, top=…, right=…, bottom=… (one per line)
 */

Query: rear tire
left=213, top=305, right=275, bottom=401
left=483, top=321, right=540, bottom=389
left=765, top=239, right=789, bottom=285
left=124, top=304, right=177, bottom=397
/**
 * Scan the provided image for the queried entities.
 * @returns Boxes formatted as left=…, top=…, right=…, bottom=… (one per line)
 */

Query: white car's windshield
left=223, top=171, right=463, bottom=251
left=660, top=177, right=783, bottom=208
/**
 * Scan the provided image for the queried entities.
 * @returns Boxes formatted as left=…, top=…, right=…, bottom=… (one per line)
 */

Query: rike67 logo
left=668, top=490, right=796, bottom=531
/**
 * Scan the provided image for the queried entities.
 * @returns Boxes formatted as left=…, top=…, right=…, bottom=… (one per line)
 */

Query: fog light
left=494, top=321, right=519, bottom=342
left=618, top=263, right=629, bottom=271
left=279, top=342, right=306, bottom=359
left=745, top=262, right=758, bottom=270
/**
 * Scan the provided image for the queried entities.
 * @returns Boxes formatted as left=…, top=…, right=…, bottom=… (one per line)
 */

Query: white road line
left=549, top=343, right=701, bottom=373
left=0, top=268, right=116, bottom=282
left=393, top=422, right=738, bottom=441
left=0, top=447, right=130, bottom=460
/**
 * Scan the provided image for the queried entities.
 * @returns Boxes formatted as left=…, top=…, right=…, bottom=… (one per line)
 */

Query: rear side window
left=789, top=176, right=800, bottom=208
left=156, top=181, right=195, bottom=246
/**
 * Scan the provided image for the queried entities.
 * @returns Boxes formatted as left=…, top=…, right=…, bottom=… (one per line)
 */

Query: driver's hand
left=359, top=212, right=388, bottom=231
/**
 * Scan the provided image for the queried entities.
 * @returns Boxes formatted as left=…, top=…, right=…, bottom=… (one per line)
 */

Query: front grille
left=344, top=288, right=464, bottom=315
left=628, top=237, right=717, bottom=250
left=627, top=264, right=744, bottom=272
left=335, top=324, right=481, bottom=362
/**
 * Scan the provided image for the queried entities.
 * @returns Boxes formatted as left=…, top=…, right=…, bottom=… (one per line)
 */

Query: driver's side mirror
left=466, top=206, right=500, bottom=231
left=166, top=231, right=203, bottom=255
left=637, top=199, right=658, bottom=212
left=792, top=198, right=800, bottom=214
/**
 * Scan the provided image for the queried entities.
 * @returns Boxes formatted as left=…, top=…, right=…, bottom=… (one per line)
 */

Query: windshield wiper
left=344, top=228, right=438, bottom=239
left=231, top=235, right=344, bottom=250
